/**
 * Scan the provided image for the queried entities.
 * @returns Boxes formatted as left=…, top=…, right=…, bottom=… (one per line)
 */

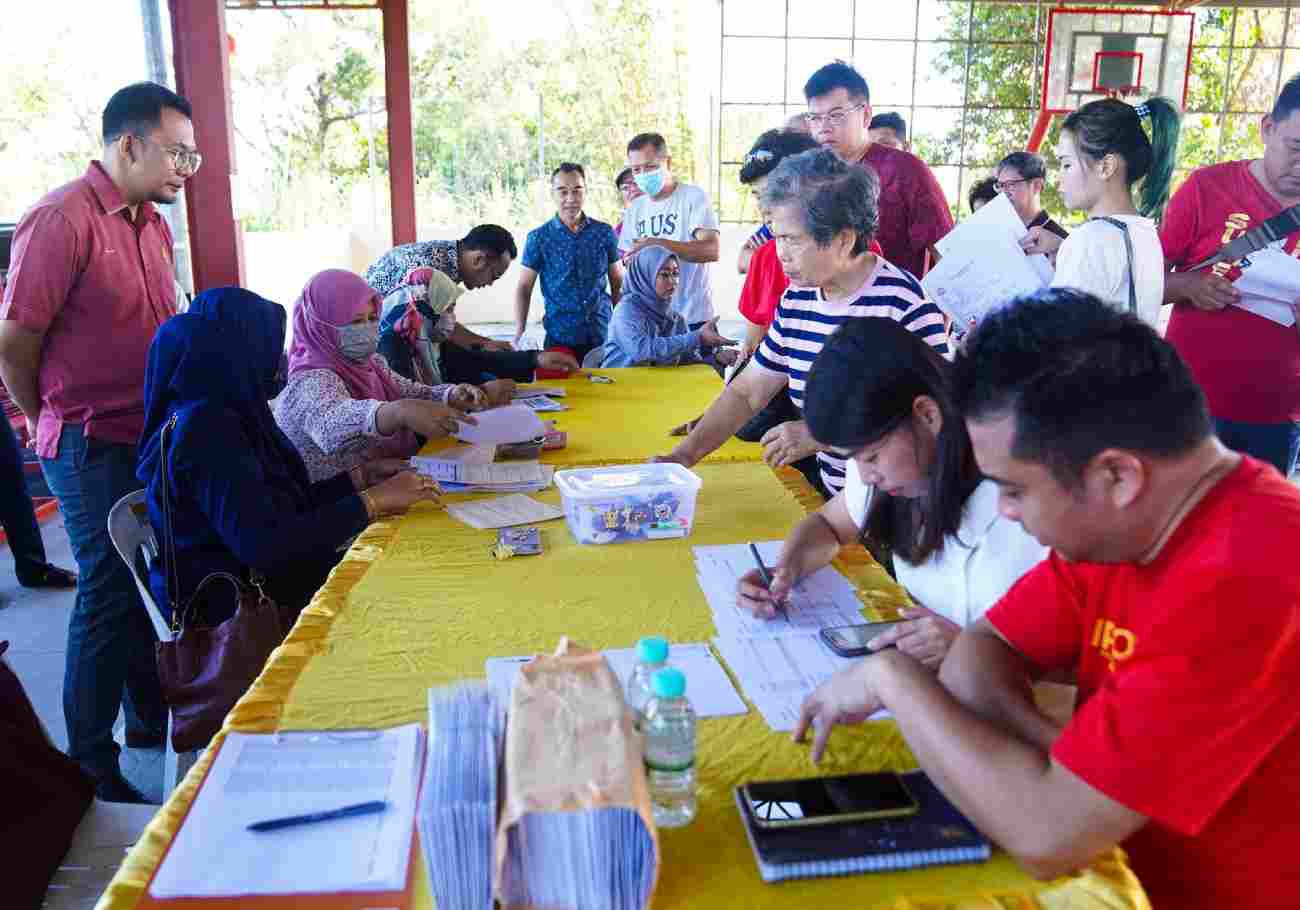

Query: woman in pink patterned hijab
left=273, top=268, right=482, bottom=484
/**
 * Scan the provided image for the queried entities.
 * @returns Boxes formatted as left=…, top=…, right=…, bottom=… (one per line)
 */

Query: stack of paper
left=1233, top=245, right=1300, bottom=326
left=499, top=809, right=655, bottom=909
left=445, top=493, right=565, bottom=529
left=419, top=684, right=504, bottom=910
left=485, top=642, right=747, bottom=718
left=513, top=385, right=567, bottom=399
left=411, top=448, right=555, bottom=494
left=515, top=394, right=567, bottom=412
left=693, top=542, right=885, bottom=731
left=149, top=725, right=423, bottom=899
left=924, top=192, right=1051, bottom=325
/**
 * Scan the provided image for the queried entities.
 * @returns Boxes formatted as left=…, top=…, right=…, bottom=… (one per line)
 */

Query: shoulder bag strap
left=158, top=414, right=186, bottom=633
left=1093, top=216, right=1138, bottom=316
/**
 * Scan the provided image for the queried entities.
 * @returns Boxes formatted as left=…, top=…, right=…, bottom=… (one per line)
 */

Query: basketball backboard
left=1043, top=7, right=1194, bottom=112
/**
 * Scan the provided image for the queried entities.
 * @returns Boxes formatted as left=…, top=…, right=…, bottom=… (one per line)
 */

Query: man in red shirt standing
left=795, top=290, right=1300, bottom=909
left=1161, top=75, right=1300, bottom=475
left=0, top=83, right=195, bottom=802
left=802, top=61, right=953, bottom=278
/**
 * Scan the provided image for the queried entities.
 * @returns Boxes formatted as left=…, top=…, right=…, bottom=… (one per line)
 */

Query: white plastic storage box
left=553, top=463, right=703, bottom=544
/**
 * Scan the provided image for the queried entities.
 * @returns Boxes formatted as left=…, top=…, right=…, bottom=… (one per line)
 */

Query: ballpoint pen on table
left=747, top=541, right=789, bottom=622
left=247, top=799, right=388, bottom=833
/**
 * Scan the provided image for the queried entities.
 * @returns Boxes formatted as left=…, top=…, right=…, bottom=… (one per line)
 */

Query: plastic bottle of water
left=642, top=667, right=696, bottom=828
left=625, top=636, right=668, bottom=731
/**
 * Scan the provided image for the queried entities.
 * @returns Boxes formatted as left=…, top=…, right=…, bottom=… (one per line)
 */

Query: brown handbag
left=154, top=414, right=289, bottom=753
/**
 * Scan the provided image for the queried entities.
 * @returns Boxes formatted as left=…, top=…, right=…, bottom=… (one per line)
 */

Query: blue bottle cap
left=651, top=667, right=686, bottom=699
left=636, top=636, right=669, bottom=664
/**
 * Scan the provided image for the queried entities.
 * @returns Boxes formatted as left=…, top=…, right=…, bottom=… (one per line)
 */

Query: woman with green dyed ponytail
left=1019, top=96, right=1183, bottom=328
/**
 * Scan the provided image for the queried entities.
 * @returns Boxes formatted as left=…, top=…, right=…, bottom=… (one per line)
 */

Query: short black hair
left=102, top=82, right=193, bottom=144
left=462, top=224, right=517, bottom=261
left=739, top=128, right=820, bottom=185
left=869, top=111, right=906, bottom=140
left=627, top=132, right=668, bottom=156
left=996, top=151, right=1047, bottom=181
left=968, top=176, right=998, bottom=212
left=804, top=60, right=870, bottom=104
left=1273, top=72, right=1300, bottom=122
left=551, top=162, right=585, bottom=183
left=615, top=167, right=634, bottom=190
left=954, top=288, right=1212, bottom=487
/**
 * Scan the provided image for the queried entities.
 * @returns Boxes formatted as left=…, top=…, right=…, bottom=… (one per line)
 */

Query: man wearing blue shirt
left=513, top=163, right=623, bottom=363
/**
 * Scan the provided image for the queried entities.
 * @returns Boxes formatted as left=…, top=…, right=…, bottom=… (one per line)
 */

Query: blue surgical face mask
left=337, top=322, right=379, bottom=362
left=633, top=168, right=665, bottom=197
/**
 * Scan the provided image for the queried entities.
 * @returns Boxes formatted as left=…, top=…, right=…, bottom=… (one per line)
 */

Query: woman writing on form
left=736, top=318, right=1048, bottom=667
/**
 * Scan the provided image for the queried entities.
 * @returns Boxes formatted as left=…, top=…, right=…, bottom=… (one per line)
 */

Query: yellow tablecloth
left=490, top=365, right=761, bottom=466
left=98, top=464, right=1147, bottom=910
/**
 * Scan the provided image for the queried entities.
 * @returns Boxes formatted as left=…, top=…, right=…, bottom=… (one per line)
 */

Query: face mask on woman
left=337, top=322, right=379, bottom=362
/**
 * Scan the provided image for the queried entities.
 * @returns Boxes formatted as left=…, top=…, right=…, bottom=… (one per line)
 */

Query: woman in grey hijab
left=600, top=246, right=736, bottom=368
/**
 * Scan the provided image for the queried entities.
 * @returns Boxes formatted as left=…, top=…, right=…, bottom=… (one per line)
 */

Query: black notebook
left=734, top=770, right=991, bottom=883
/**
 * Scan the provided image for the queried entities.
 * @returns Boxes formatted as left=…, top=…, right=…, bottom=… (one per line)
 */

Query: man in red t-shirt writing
left=1161, top=75, right=1300, bottom=475
left=795, top=290, right=1300, bottom=908
left=801, top=61, right=953, bottom=279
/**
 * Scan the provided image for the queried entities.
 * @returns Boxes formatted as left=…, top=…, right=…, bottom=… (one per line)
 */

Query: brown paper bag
left=494, top=637, right=660, bottom=908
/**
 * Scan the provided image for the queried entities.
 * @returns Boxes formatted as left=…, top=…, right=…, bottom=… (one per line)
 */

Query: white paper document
left=485, top=642, right=747, bottom=719
left=712, top=633, right=889, bottom=732
left=939, top=191, right=1026, bottom=253
left=150, top=725, right=422, bottom=898
left=693, top=541, right=866, bottom=639
left=923, top=226, right=1048, bottom=326
left=1232, top=246, right=1300, bottom=326
left=453, top=404, right=547, bottom=445
left=410, top=444, right=497, bottom=483
left=445, top=493, right=565, bottom=529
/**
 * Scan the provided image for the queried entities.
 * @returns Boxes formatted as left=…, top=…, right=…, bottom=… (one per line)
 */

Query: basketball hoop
left=1027, top=7, right=1194, bottom=152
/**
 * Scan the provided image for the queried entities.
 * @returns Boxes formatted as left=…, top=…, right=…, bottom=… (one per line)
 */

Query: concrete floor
left=0, top=511, right=166, bottom=806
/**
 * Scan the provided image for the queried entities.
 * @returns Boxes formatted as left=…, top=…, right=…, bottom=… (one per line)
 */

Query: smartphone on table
left=820, top=621, right=902, bottom=657
left=742, top=771, right=919, bottom=829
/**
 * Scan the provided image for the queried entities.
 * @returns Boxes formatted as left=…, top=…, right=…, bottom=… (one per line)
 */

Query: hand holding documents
left=925, top=193, right=1050, bottom=326
left=149, top=725, right=422, bottom=899
left=453, top=404, right=547, bottom=445
left=1232, top=245, right=1300, bottom=327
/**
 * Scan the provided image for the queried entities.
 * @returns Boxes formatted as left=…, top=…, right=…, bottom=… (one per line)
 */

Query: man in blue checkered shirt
left=513, top=163, right=623, bottom=363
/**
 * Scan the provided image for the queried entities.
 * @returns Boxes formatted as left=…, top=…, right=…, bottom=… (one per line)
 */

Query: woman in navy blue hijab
left=137, top=288, right=439, bottom=619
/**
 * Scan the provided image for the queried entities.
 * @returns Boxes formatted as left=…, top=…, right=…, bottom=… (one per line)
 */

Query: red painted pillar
left=169, top=0, right=245, bottom=290
left=383, top=0, right=417, bottom=246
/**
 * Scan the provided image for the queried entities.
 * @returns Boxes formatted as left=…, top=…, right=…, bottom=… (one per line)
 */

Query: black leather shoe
left=95, top=770, right=151, bottom=804
left=16, top=563, right=78, bottom=589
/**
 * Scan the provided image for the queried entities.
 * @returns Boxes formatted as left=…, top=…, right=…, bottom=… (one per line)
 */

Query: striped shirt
left=751, top=257, right=950, bottom=493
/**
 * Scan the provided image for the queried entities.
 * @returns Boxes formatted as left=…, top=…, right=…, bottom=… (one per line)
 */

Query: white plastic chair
left=106, top=491, right=196, bottom=797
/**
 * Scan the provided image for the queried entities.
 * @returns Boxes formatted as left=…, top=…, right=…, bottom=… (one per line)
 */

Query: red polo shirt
left=855, top=143, right=953, bottom=279
left=2, top=162, right=177, bottom=458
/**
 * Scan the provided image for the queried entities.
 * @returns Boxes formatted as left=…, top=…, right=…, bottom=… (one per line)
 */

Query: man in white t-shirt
left=618, top=132, right=720, bottom=328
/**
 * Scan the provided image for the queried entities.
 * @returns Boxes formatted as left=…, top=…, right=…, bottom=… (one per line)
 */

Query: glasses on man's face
left=994, top=177, right=1028, bottom=193
left=135, top=134, right=202, bottom=175
left=802, top=104, right=865, bottom=129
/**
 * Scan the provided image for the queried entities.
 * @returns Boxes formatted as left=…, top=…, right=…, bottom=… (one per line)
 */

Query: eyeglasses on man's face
left=135, top=134, right=202, bottom=175
left=802, top=103, right=865, bottom=129
left=994, top=177, right=1029, bottom=193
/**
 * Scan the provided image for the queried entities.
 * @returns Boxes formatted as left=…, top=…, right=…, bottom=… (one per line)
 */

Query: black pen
left=247, top=799, right=387, bottom=833
left=747, top=542, right=789, bottom=621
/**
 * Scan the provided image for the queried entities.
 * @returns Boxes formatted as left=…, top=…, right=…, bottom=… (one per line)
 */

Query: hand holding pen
left=736, top=542, right=794, bottom=621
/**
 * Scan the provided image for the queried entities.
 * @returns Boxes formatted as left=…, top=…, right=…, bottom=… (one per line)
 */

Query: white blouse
left=1051, top=215, right=1165, bottom=328
left=842, top=460, right=1049, bottom=627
